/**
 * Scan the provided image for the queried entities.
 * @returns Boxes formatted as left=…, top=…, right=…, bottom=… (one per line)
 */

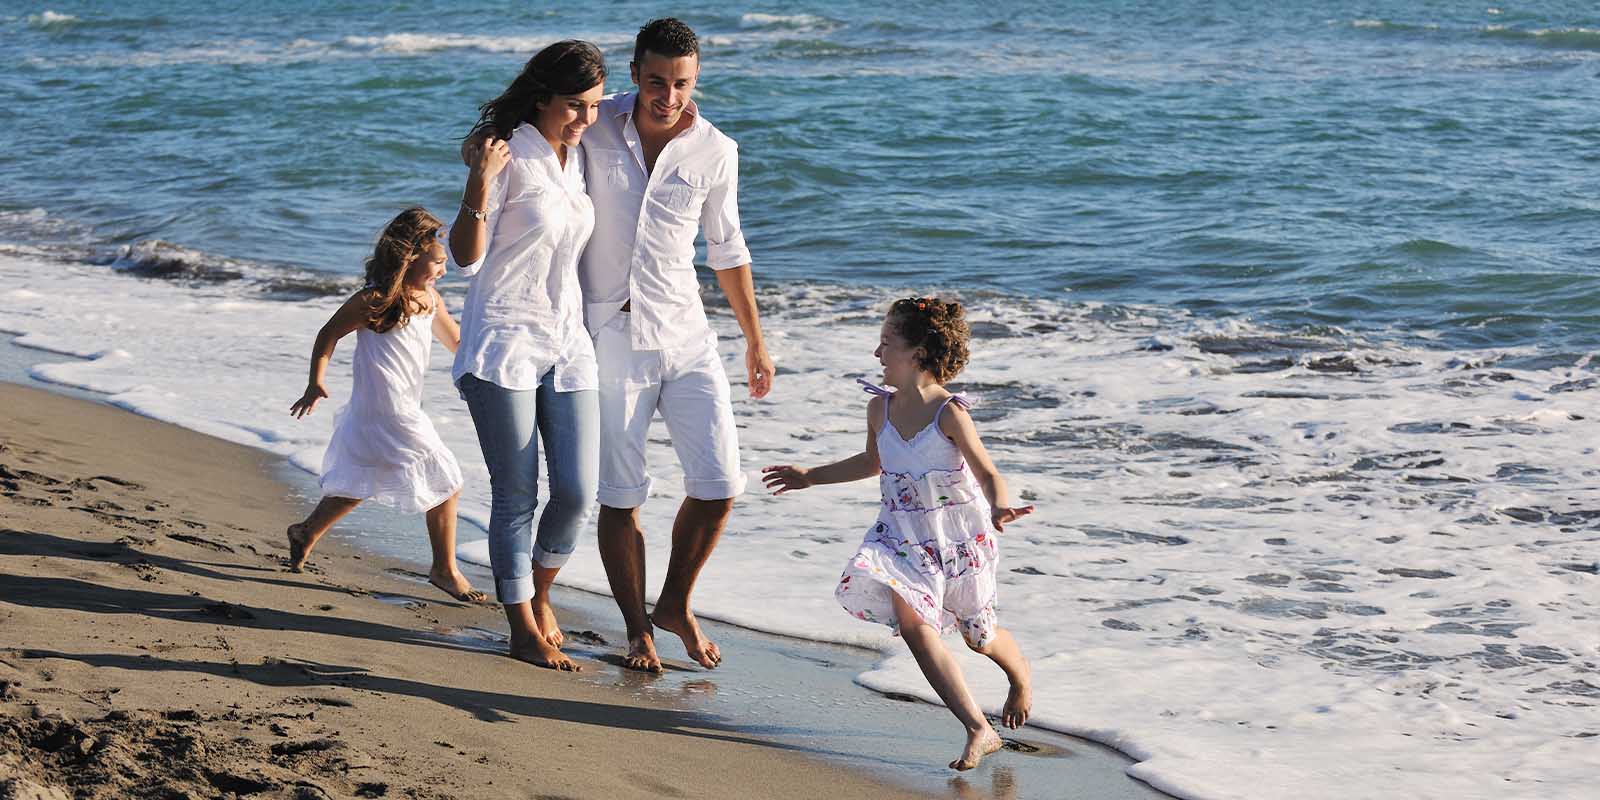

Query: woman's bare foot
left=1002, top=665, right=1032, bottom=729
left=427, top=567, right=487, bottom=604
left=950, top=726, right=1003, bottom=771
left=286, top=523, right=312, bottom=572
left=622, top=631, right=663, bottom=673
left=509, top=632, right=579, bottom=672
left=651, top=604, right=720, bottom=669
left=531, top=593, right=563, bottom=647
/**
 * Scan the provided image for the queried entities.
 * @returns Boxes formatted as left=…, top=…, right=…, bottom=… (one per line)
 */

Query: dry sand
left=0, top=382, right=932, bottom=800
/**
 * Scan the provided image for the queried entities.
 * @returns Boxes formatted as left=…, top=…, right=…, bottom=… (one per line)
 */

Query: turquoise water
left=4, top=1, right=1600, bottom=350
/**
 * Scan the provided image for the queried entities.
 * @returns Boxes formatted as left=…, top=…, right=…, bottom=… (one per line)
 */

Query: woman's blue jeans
left=459, top=372, right=599, bottom=605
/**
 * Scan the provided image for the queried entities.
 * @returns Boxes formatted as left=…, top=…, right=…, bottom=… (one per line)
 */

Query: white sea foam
left=25, top=11, right=78, bottom=28
left=2, top=252, right=1596, bottom=800
left=739, top=12, right=838, bottom=30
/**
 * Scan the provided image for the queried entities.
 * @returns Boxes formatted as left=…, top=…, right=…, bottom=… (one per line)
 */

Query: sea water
left=4, top=3, right=1599, bottom=798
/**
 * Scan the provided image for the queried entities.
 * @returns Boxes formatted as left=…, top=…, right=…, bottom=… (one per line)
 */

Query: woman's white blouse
left=451, top=123, right=597, bottom=393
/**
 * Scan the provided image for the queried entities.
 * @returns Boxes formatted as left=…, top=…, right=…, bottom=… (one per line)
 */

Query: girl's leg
left=422, top=491, right=486, bottom=603
left=286, top=496, right=361, bottom=571
left=459, top=375, right=576, bottom=672
left=890, top=592, right=1002, bottom=770
left=530, top=379, right=600, bottom=649
left=966, top=628, right=1032, bottom=729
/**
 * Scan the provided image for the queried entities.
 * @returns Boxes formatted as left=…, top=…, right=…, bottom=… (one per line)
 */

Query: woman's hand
left=470, top=138, right=511, bottom=183
left=761, top=465, right=813, bottom=495
left=990, top=505, right=1034, bottom=533
left=290, top=383, right=329, bottom=418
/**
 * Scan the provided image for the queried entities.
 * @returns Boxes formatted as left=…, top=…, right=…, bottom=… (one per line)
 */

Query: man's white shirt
left=579, top=91, right=751, bottom=351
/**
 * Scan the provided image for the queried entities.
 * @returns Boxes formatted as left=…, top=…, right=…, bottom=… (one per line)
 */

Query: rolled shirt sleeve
left=701, top=149, right=751, bottom=270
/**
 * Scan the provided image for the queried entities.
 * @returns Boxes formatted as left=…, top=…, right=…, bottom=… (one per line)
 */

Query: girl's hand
left=470, top=138, right=511, bottom=182
left=290, top=384, right=329, bottom=418
left=991, top=505, right=1034, bottom=533
left=761, top=465, right=813, bottom=495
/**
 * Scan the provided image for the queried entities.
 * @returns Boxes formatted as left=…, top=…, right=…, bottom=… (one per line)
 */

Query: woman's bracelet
left=461, top=202, right=487, bottom=222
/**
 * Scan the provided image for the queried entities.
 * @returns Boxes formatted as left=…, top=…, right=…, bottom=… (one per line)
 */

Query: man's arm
left=714, top=265, right=774, bottom=399
left=703, top=148, right=771, bottom=398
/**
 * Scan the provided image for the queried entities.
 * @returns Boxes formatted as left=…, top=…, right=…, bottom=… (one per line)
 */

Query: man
left=582, top=18, right=773, bottom=672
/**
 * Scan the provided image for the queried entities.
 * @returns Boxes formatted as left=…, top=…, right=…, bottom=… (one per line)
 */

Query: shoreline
left=0, top=361, right=1171, bottom=799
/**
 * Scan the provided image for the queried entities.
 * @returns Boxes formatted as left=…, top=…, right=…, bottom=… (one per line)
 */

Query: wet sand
left=0, top=363, right=1171, bottom=799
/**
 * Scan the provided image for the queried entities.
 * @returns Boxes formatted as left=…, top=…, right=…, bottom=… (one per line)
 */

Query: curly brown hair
left=363, top=207, right=443, bottom=334
left=887, top=296, right=970, bottom=383
left=472, top=40, right=607, bottom=141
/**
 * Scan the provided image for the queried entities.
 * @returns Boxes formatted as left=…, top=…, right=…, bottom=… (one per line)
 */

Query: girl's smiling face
left=403, top=239, right=447, bottom=290
left=875, top=315, right=923, bottom=386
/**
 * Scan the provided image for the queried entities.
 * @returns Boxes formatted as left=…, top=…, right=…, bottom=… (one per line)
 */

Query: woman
left=448, top=40, right=606, bottom=672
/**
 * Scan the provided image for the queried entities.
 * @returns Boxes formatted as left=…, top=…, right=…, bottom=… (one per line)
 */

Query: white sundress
left=318, top=303, right=463, bottom=514
left=836, top=384, right=1001, bottom=648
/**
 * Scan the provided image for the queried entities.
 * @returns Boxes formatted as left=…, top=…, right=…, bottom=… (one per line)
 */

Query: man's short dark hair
left=634, top=18, right=699, bottom=64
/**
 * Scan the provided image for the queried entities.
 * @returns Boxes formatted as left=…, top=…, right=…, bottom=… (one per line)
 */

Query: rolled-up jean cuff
left=597, top=478, right=650, bottom=510
left=534, top=544, right=573, bottom=570
left=495, top=575, right=535, bottom=606
left=685, top=473, right=747, bottom=502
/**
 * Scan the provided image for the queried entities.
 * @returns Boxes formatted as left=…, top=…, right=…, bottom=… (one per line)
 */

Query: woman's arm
left=430, top=289, right=460, bottom=354
left=762, top=396, right=885, bottom=494
left=290, top=290, right=376, bottom=418
left=447, top=139, right=511, bottom=276
left=939, top=401, right=1034, bottom=531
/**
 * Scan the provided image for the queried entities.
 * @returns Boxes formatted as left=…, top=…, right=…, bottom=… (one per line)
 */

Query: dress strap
left=856, top=378, right=894, bottom=398
left=932, top=394, right=970, bottom=434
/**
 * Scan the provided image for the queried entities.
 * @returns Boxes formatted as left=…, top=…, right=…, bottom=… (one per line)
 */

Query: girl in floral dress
left=763, top=297, right=1034, bottom=771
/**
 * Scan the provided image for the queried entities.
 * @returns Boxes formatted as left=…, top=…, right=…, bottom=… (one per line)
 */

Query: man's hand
left=290, top=383, right=329, bottom=418
left=746, top=344, right=774, bottom=399
left=761, top=465, right=812, bottom=494
left=990, top=505, right=1035, bottom=533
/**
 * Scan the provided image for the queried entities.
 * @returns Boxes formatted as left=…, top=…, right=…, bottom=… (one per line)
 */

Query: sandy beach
left=0, top=379, right=1169, bottom=800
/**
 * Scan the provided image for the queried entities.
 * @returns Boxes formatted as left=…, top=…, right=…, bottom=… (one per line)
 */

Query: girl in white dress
left=286, top=207, right=484, bottom=603
left=762, top=297, right=1034, bottom=772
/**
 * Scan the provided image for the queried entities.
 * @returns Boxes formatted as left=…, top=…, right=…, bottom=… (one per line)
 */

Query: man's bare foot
left=622, top=631, right=663, bottom=673
left=427, top=567, right=487, bottom=604
left=651, top=605, right=720, bottom=669
left=509, top=633, right=579, bottom=672
left=950, top=726, right=1003, bottom=771
left=1002, top=665, right=1032, bottom=729
left=286, top=523, right=311, bottom=572
left=531, top=594, right=563, bottom=647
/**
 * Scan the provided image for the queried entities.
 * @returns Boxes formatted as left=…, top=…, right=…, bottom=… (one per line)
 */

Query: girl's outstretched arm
left=290, top=290, right=376, bottom=419
left=762, top=395, right=885, bottom=494
left=939, top=401, right=1034, bottom=532
left=430, top=288, right=460, bottom=354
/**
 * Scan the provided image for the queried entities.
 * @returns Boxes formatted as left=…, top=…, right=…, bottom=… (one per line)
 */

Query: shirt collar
left=616, top=91, right=705, bottom=133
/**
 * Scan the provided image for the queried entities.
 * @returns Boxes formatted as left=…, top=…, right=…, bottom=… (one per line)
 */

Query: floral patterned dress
left=836, top=386, right=1000, bottom=648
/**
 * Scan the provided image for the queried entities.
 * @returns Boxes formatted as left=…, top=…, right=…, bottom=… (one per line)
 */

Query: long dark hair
left=472, top=40, right=607, bottom=140
left=364, top=207, right=443, bottom=334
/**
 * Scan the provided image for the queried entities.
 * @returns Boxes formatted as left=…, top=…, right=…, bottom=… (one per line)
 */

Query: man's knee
left=598, top=504, right=642, bottom=536
left=684, top=495, right=734, bottom=525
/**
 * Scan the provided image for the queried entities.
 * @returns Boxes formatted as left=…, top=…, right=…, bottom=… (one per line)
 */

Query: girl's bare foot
left=427, top=567, right=487, bottom=604
left=950, top=726, right=1003, bottom=771
left=286, top=523, right=312, bottom=572
left=622, top=631, right=663, bottom=673
left=531, top=593, right=563, bottom=647
left=651, top=604, right=721, bottom=669
left=509, top=632, right=579, bottom=672
left=1002, top=663, right=1032, bottom=729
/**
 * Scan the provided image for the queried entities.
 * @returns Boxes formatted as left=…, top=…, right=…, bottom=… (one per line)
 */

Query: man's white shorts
left=594, top=312, right=747, bottom=509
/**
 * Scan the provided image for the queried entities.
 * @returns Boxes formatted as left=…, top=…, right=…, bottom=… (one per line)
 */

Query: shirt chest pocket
left=654, top=168, right=710, bottom=216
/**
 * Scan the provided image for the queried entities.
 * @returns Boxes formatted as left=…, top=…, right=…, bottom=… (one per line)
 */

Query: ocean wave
left=25, top=10, right=78, bottom=29
left=332, top=32, right=631, bottom=56
left=739, top=12, right=840, bottom=31
left=1483, top=25, right=1600, bottom=51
